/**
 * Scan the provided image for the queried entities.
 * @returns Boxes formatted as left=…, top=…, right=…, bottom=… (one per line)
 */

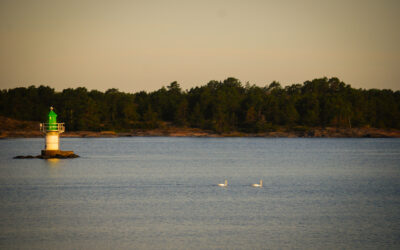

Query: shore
left=1, top=116, right=399, bottom=138
left=62, top=127, right=400, bottom=138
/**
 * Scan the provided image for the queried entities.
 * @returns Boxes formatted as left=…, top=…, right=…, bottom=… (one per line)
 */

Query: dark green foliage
left=0, top=77, right=399, bottom=132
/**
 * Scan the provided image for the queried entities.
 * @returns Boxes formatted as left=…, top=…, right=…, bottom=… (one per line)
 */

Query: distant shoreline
left=1, top=115, right=399, bottom=139
left=1, top=127, right=400, bottom=139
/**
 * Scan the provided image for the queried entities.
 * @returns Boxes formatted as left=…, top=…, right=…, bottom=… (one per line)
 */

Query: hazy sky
left=0, top=0, right=399, bottom=92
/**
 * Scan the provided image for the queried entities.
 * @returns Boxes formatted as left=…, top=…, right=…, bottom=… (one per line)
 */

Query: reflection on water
left=45, top=158, right=60, bottom=178
left=46, top=158, right=60, bottom=166
left=0, top=138, right=400, bottom=249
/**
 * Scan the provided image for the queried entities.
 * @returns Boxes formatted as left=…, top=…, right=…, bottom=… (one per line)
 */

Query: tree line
left=0, top=77, right=399, bottom=132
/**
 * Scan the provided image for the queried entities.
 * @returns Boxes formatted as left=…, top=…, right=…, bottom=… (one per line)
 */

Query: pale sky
left=0, top=0, right=399, bottom=92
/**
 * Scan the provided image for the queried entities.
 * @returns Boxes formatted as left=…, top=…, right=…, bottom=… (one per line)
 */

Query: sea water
left=0, top=137, right=399, bottom=249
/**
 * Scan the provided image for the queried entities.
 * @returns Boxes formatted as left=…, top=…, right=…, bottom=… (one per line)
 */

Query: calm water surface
left=0, top=137, right=399, bottom=249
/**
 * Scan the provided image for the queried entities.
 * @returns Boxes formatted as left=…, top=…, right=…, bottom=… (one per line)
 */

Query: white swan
left=252, top=180, right=263, bottom=187
left=218, top=180, right=228, bottom=187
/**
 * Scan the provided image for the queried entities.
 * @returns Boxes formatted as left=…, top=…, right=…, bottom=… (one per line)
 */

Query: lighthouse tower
left=40, top=107, right=69, bottom=157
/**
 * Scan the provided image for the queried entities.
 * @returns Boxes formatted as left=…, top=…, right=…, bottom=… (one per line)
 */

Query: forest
left=0, top=77, right=399, bottom=133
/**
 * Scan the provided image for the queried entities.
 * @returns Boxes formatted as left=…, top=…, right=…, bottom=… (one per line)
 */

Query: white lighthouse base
left=45, top=132, right=60, bottom=150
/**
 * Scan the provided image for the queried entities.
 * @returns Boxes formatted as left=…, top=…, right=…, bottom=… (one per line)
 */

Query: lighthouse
left=39, top=107, right=76, bottom=158
left=41, top=106, right=64, bottom=151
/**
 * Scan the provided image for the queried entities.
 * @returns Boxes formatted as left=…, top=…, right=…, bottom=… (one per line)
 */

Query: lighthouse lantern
left=48, top=107, right=58, bottom=131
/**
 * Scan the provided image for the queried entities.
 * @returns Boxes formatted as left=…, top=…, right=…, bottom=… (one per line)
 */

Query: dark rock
left=37, top=155, right=50, bottom=159
left=13, top=155, right=35, bottom=159
left=15, top=154, right=79, bottom=159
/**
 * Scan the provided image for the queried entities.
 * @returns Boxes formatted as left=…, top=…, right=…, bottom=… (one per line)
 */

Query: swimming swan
left=252, top=180, right=263, bottom=187
left=218, top=180, right=228, bottom=187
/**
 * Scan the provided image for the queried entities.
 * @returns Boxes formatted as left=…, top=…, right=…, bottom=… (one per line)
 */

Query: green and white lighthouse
left=40, top=107, right=70, bottom=156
